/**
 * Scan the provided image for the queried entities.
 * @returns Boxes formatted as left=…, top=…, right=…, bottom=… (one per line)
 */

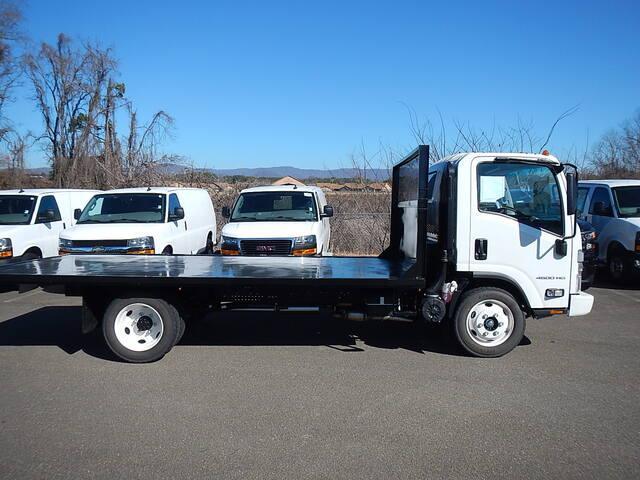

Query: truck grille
left=240, top=239, right=292, bottom=256
left=70, top=240, right=128, bottom=247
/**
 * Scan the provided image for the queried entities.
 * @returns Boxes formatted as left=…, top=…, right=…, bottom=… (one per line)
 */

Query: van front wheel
left=453, top=288, right=525, bottom=358
left=102, top=297, right=180, bottom=363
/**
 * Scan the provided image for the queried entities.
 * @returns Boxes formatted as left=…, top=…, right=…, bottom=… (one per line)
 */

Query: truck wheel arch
left=450, top=276, right=532, bottom=319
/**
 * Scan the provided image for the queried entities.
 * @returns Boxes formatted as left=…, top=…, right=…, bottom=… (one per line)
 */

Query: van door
left=34, top=195, right=65, bottom=257
left=586, top=186, right=616, bottom=260
left=468, top=159, right=573, bottom=309
left=167, top=193, right=188, bottom=253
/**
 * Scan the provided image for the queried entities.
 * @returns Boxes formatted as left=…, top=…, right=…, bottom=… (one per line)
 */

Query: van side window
left=36, top=195, right=62, bottom=223
left=577, top=187, right=589, bottom=216
left=588, top=187, right=613, bottom=217
left=168, top=194, right=182, bottom=216
left=477, top=162, right=563, bottom=235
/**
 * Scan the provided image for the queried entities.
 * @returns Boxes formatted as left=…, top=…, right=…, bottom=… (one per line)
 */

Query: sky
left=7, top=0, right=640, bottom=169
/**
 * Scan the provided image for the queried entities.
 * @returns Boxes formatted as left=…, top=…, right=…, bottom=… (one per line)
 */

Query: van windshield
left=77, top=194, right=165, bottom=224
left=231, top=191, right=318, bottom=222
left=0, top=195, right=37, bottom=225
left=613, top=186, right=640, bottom=218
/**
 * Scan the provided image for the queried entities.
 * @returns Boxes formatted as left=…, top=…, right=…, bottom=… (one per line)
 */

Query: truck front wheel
left=453, top=288, right=525, bottom=358
left=102, top=297, right=181, bottom=363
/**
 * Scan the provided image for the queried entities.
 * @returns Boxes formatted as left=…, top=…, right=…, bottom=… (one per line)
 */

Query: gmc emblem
left=256, top=245, right=275, bottom=252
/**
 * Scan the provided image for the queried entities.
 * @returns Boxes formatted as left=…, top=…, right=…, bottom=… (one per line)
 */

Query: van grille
left=70, top=240, right=128, bottom=247
left=240, top=239, right=292, bottom=256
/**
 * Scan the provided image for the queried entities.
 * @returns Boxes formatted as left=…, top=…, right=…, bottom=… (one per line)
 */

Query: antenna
left=147, top=186, right=151, bottom=192
left=18, top=188, right=24, bottom=193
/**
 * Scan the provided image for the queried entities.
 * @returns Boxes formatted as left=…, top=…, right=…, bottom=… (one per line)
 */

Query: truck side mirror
left=74, top=208, right=82, bottom=220
left=592, top=201, right=611, bottom=217
left=322, top=205, right=334, bottom=218
left=170, top=207, right=185, bottom=221
left=38, top=209, right=55, bottom=223
left=222, top=206, right=231, bottom=218
left=565, top=171, right=577, bottom=215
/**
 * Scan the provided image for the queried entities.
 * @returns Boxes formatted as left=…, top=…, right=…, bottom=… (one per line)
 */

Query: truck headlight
left=293, top=235, right=317, bottom=256
left=221, top=236, right=240, bottom=255
left=0, top=238, right=12, bottom=258
left=127, top=236, right=155, bottom=254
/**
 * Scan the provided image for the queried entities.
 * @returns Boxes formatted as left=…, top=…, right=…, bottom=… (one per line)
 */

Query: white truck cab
left=220, top=185, right=333, bottom=256
left=0, top=189, right=100, bottom=260
left=577, top=179, right=640, bottom=281
left=59, top=187, right=216, bottom=255
left=431, top=151, right=593, bottom=325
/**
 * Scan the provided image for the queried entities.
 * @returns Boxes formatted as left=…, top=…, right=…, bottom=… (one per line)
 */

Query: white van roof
left=240, top=185, right=324, bottom=195
left=579, top=179, right=640, bottom=188
left=0, top=188, right=101, bottom=195
left=103, top=187, right=207, bottom=194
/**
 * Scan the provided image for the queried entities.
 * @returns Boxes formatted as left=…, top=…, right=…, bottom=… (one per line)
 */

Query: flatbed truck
left=0, top=146, right=594, bottom=362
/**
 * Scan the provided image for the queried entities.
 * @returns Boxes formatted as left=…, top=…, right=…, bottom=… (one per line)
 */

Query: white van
left=0, top=189, right=100, bottom=260
left=59, top=188, right=216, bottom=255
left=577, top=180, right=640, bottom=281
left=220, top=185, right=332, bottom=256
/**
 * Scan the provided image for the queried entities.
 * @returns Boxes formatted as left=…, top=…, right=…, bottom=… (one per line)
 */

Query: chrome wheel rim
left=114, top=303, right=164, bottom=352
left=465, top=299, right=514, bottom=347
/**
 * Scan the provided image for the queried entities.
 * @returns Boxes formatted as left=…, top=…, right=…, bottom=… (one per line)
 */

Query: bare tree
left=0, top=0, right=21, bottom=127
left=589, top=110, right=640, bottom=178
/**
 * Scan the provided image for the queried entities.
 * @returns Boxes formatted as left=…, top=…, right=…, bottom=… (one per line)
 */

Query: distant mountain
left=208, top=166, right=390, bottom=180
left=22, top=164, right=391, bottom=181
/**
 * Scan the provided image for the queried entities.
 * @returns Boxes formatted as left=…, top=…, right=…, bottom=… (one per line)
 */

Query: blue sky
left=8, top=0, right=640, bottom=169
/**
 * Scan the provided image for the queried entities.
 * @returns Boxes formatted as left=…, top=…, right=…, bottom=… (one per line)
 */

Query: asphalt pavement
left=0, top=283, right=639, bottom=479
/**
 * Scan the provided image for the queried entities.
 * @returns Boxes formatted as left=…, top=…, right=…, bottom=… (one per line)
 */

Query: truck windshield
left=231, top=191, right=318, bottom=222
left=77, top=194, right=165, bottom=224
left=477, top=162, right=564, bottom=235
left=613, top=186, right=640, bottom=217
left=0, top=195, right=37, bottom=225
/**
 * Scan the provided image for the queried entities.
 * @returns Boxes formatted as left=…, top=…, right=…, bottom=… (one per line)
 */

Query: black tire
left=161, top=246, right=173, bottom=255
left=453, top=287, right=525, bottom=358
left=204, top=233, right=214, bottom=255
left=21, top=251, right=41, bottom=260
left=102, top=297, right=181, bottom=363
left=175, top=315, right=186, bottom=345
left=607, top=251, right=627, bottom=283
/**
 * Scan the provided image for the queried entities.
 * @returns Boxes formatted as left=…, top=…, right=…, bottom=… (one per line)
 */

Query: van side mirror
left=38, top=209, right=55, bottom=223
left=222, top=206, right=231, bottom=218
left=170, top=207, right=185, bottom=221
left=74, top=208, right=82, bottom=220
left=322, top=205, right=334, bottom=218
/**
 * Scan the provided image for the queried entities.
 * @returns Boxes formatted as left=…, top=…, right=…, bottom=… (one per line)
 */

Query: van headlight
left=59, top=238, right=73, bottom=249
left=292, top=235, right=317, bottom=256
left=0, top=238, right=12, bottom=258
left=127, top=236, right=155, bottom=254
left=221, top=236, right=240, bottom=255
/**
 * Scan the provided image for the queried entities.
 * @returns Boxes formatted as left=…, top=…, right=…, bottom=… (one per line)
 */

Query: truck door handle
left=475, top=239, right=488, bottom=260
left=184, top=222, right=187, bottom=231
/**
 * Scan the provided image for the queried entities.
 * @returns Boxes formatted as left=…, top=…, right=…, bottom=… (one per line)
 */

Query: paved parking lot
left=0, top=284, right=639, bottom=479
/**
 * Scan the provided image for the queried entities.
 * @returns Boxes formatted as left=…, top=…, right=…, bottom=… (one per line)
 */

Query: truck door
left=34, top=195, right=65, bottom=257
left=585, top=187, right=616, bottom=258
left=468, top=158, right=573, bottom=309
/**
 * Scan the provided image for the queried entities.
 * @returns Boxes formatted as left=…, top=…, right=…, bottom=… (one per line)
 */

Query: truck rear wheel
left=102, top=297, right=181, bottom=363
left=453, top=288, right=525, bottom=358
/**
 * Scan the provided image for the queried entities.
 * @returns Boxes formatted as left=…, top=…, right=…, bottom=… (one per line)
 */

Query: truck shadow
left=0, top=307, right=532, bottom=361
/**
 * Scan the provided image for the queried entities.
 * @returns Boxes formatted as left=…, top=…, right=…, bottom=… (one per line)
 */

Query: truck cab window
left=577, top=187, right=589, bottom=216
left=477, top=162, right=563, bottom=235
left=36, top=195, right=62, bottom=223
left=588, top=187, right=613, bottom=217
